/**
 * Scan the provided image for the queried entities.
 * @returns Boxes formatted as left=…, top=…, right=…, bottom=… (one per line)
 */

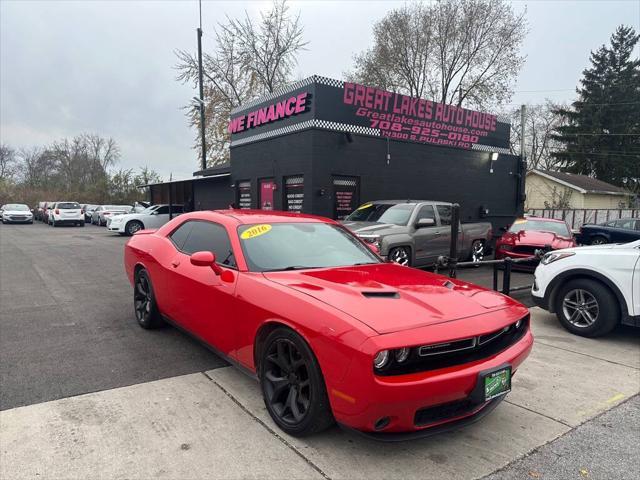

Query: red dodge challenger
left=124, top=210, right=533, bottom=440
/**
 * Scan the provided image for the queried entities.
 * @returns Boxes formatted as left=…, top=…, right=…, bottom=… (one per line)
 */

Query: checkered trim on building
left=313, top=119, right=380, bottom=136
left=230, top=120, right=315, bottom=147
left=471, top=144, right=511, bottom=154
left=333, top=178, right=357, bottom=187
left=285, top=176, right=304, bottom=185
left=496, top=114, right=510, bottom=124
left=230, top=119, right=380, bottom=147
left=230, top=75, right=345, bottom=115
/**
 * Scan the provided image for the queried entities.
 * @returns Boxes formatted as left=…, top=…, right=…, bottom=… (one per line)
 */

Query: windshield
left=57, top=202, right=80, bottom=209
left=140, top=206, right=159, bottom=214
left=104, top=205, right=131, bottom=211
left=345, top=203, right=415, bottom=226
left=5, top=204, right=29, bottom=211
left=509, top=219, right=571, bottom=237
left=238, top=222, right=380, bottom=272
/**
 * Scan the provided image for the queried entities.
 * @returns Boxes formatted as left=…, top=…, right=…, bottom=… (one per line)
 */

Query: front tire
left=590, top=235, right=608, bottom=245
left=470, top=240, right=485, bottom=263
left=388, top=246, right=412, bottom=266
left=133, top=269, right=163, bottom=329
left=554, top=278, right=619, bottom=337
left=126, top=220, right=144, bottom=236
left=259, top=328, right=334, bottom=437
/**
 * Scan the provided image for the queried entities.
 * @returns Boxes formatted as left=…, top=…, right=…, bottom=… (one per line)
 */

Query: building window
left=237, top=180, right=252, bottom=209
left=284, top=176, right=304, bottom=212
left=332, top=176, right=359, bottom=220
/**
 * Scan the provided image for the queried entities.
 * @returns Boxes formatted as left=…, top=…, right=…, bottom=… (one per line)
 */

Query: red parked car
left=495, top=217, right=576, bottom=266
left=124, top=210, right=532, bottom=439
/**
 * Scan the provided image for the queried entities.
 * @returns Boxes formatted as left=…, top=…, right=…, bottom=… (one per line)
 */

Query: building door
left=259, top=178, right=276, bottom=210
left=332, top=176, right=359, bottom=220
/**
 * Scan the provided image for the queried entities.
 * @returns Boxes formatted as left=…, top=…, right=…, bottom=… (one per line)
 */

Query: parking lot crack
left=201, top=371, right=332, bottom=480
left=534, top=340, right=640, bottom=370
left=504, top=399, right=573, bottom=428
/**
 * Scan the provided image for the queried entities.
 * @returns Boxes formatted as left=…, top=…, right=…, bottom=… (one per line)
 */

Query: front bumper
left=329, top=325, right=533, bottom=435
left=3, top=216, right=33, bottom=223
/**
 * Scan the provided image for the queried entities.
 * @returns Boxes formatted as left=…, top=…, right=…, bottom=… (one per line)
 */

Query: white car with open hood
left=107, top=204, right=183, bottom=235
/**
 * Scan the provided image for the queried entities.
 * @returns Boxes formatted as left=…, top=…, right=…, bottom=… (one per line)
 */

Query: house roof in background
left=528, top=169, right=630, bottom=196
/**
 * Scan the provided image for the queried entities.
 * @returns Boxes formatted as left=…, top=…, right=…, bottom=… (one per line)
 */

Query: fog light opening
left=373, top=416, right=390, bottom=431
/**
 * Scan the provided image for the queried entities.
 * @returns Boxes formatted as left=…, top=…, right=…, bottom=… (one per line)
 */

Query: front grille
left=512, top=245, right=540, bottom=255
left=414, top=397, right=484, bottom=427
left=375, top=315, right=529, bottom=376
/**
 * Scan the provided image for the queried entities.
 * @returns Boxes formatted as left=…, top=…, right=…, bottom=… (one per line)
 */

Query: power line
left=555, top=151, right=640, bottom=158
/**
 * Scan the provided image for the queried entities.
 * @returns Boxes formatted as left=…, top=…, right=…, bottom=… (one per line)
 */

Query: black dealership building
left=149, top=75, right=524, bottom=230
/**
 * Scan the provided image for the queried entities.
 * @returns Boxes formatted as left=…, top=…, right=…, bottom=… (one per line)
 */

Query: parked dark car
left=576, top=218, right=640, bottom=245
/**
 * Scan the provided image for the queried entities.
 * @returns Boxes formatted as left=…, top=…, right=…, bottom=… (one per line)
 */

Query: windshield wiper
left=263, top=265, right=320, bottom=272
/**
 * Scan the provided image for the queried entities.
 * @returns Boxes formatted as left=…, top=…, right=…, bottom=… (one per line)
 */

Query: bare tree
left=507, top=101, right=568, bottom=171
left=0, top=144, right=18, bottom=181
left=349, top=0, right=527, bottom=110
left=175, top=0, right=307, bottom=167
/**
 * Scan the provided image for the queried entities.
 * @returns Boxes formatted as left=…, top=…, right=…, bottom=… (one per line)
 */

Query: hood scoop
left=361, top=291, right=400, bottom=299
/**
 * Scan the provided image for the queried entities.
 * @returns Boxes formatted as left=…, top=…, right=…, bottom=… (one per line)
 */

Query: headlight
left=395, top=347, right=410, bottom=363
left=359, top=235, right=381, bottom=248
left=541, top=251, right=575, bottom=265
left=373, top=350, right=390, bottom=369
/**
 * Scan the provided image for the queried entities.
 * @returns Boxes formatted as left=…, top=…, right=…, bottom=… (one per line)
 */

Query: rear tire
left=388, top=246, right=412, bottom=267
left=554, top=278, right=619, bottom=337
left=259, top=328, right=334, bottom=437
left=133, top=269, right=163, bottom=329
left=469, top=240, right=485, bottom=263
left=590, top=235, right=608, bottom=245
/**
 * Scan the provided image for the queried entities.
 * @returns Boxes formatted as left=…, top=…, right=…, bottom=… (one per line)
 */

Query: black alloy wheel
left=470, top=240, right=485, bottom=263
left=126, top=220, right=144, bottom=236
left=388, top=246, right=411, bottom=266
left=133, top=269, right=163, bottom=329
left=590, top=236, right=608, bottom=245
left=260, top=328, right=334, bottom=436
left=554, top=278, right=619, bottom=337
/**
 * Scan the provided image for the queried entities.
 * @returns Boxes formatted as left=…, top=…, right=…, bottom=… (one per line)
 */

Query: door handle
left=434, top=231, right=441, bottom=235
left=171, top=260, right=180, bottom=268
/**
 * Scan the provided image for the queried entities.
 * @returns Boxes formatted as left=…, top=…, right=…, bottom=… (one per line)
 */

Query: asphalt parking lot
left=1, top=221, right=638, bottom=479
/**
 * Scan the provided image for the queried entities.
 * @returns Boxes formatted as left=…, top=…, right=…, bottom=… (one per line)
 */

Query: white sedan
left=532, top=240, right=640, bottom=337
left=107, top=204, right=184, bottom=235
left=1, top=203, right=33, bottom=224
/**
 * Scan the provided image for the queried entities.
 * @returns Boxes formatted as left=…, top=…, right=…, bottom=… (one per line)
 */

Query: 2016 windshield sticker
left=357, top=203, right=373, bottom=210
left=513, top=219, right=527, bottom=224
left=241, top=224, right=272, bottom=240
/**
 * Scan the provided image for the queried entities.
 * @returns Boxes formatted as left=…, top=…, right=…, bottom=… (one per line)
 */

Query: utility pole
left=197, top=0, right=207, bottom=171
left=520, top=104, right=526, bottom=167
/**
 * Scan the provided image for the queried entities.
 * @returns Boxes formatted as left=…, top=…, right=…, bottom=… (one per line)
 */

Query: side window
left=436, top=205, right=452, bottom=226
left=616, top=219, right=633, bottom=230
left=169, top=222, right=194, bottom=251
left=416, top=205, right=436, bottom=222
left=635, top=220, right=640, bottom=231
left=156, top=206, right=170, bottom=215
left=181, top=221, right=236, bottom=268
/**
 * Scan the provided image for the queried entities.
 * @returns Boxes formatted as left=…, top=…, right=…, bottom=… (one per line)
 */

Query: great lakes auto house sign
left=228, top=76, right=510, bottom=153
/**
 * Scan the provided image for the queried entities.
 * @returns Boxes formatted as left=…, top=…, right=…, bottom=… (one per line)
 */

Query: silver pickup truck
left=342, top=200, right=492, bottom=267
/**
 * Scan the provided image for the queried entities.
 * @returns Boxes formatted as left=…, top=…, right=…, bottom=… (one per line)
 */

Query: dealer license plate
left=484, top=367, right=511, bottom=401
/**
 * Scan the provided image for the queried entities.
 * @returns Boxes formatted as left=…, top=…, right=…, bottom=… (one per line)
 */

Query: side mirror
left=190, top=251, right=224, bottom=276
left=415, top=218, right=435, bottom=228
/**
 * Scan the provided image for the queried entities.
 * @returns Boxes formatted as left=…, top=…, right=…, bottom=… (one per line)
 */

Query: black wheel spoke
left=263, top=338, right=312, bottom=427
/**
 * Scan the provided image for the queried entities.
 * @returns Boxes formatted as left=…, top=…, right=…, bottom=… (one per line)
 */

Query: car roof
left=197, top=209, right=336, bottom=225
left=365, top=199, right=449, bottom=205
left=520, top=216, right=566, bottom=223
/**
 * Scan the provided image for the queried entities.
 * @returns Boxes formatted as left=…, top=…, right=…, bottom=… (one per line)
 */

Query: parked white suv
left=107, top=204, right=184, bottom=235
left=49, top=202, right=84, bottom=227
left=532, top=240, right=640, bottom=337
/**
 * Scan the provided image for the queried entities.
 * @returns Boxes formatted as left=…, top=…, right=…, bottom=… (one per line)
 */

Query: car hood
left=3, top=209, right=31, bottom=215
left=341, top=221, right=408, bottom=236
left=499, top=230, right=574, bottom=248
left=264, top=263, right=520, bottom=334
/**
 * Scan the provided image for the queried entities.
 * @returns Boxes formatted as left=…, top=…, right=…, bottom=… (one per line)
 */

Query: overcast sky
left=1, top=0, right=639, bottom=179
